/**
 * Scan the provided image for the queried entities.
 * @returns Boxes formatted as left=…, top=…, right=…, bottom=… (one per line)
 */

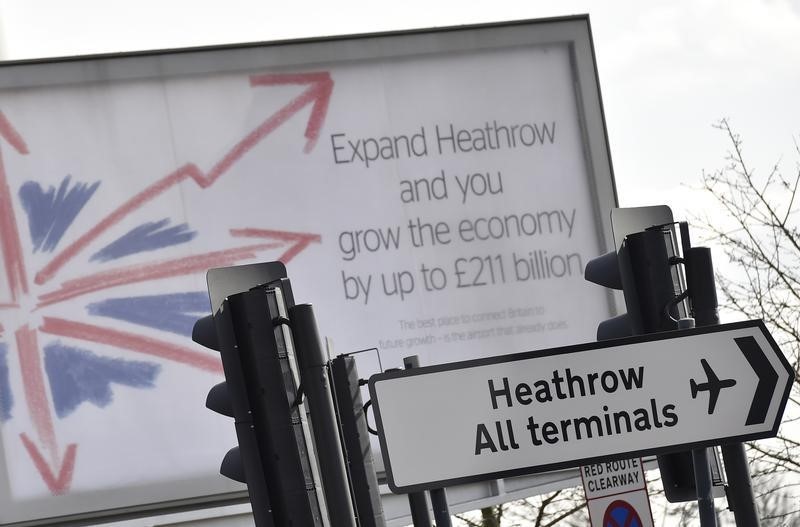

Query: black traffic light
left=586, top=225, right=698, bottom=502
left=584, top=249, right=630, bottom=340
left=194, top=279, right=324, bottom=526
left=586, top=227, right=683, bottom=335
left=625, top=228, right=698, bottom=503
left=193, top=302, right=274, bottom=525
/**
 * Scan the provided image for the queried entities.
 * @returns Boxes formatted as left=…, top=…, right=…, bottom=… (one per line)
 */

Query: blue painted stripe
left=44, top=343, right=160, bottom=419
left=90, top=218, right=196, bottom=262
left=19, top=175, right=100, bottom=252
left=0, top=344, right=11, bottom=421
left=87, top=292, right=209, bottom=337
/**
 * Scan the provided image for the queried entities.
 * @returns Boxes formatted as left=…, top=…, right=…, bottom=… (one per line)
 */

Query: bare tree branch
left=693, top=120, right=800, bottom=524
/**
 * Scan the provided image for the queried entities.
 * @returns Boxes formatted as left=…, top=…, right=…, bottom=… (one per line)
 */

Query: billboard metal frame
left=0, top=14, right=618, bottom=526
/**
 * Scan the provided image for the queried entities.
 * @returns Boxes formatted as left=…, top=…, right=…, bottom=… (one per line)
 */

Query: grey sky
left=0, top=0, right=797, bottom=219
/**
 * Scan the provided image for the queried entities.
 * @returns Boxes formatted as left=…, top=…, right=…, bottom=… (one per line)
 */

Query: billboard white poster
left=0, top=17, right=617, bottom=525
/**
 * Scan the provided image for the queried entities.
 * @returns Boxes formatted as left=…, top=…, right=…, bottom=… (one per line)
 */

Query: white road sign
left=582, top=458, right=654, bottom=527
left=369, top=320, right=793, bottom=492
left=581, top=458, right=646, bottom=501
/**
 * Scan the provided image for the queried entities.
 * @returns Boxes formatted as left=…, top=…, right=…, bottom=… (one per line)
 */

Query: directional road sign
left=368, top=320, right=793, bottom=492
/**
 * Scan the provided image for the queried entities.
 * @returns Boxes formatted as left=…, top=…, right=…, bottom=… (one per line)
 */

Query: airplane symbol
left=690, top=359, right=737, bottom=415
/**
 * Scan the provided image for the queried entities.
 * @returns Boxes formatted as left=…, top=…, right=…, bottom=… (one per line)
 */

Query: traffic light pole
left=628, top=230, right=723, bottom=526
left=678, top=317, right=717, bottom=527
left=720, top=445, right=759, bottom=526
left=692, top=446, right=717, bottom=526
left=402, top=355, right=452, bottom=527
left=403, top=356, right=434, bottom=527
left=291, top=304, right=357, bottom=527
left=687, top=247, right=760, bottom=526
left=232, top=289, right=325, bottom=525
left=330, top=355, right=387, bottom=527
left=597, top=227, right=720, bottom=524
left=429, top=488, right=452, bottom=527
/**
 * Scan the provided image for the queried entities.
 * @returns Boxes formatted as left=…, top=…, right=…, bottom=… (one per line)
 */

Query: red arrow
left=37, top=228, right=320, bottom=308
left=0, top=114, right=75, bottom=494
left=39, top=317, right=223, bottom=373
left=229, top=228, right=321, bottom=264
left=16, top=325, right=78, bottom=495
left=1, top=71, right=332, bottom=495
left=34, top=71, right=334, bottom=286
left=20, top=434, right=77, bottom=495
left=0, top=111, right=30, bottom=303
left=36, top=241, right=282, bottom=308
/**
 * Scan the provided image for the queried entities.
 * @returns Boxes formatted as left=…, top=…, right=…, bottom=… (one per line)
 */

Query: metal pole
left=692, top=447, right=717, bottom=527
left=291, top=304, right=357, bottom=527
left=429, top=488, right=452, bottom=527
left=688, top=247, right=760, bottom=526
left=330, top=355, right=386, bottom=527
left=677, top=317, right=716, bottom=527
left=408, top=493, right=432, bottom=527
left=720, top=443, right=760, bottom=526
left=233, top=289, right=325, bottom=525
left=403, top=355, right=433, bottom=527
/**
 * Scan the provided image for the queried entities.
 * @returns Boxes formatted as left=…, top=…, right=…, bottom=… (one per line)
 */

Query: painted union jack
left=0, top=72, right=332, bottom=495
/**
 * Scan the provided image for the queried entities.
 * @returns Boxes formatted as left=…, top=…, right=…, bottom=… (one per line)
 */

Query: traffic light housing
left=192, top=303, right=274, bottom=525
left=586, top=225, right=698, bottom=502
left=584, top=249, right=630, bottom=340
left=193, top=279, right=324, bottom=526
left=625, top=228, right=698, bottom=503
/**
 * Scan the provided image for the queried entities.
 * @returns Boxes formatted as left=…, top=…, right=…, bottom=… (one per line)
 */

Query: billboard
left=0, top=16, right=617, bottom=525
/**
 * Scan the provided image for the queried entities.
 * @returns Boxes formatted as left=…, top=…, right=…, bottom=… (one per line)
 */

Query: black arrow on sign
left=735, top=336, right=778, bottom=425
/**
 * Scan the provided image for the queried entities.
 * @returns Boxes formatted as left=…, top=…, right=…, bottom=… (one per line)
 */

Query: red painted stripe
left=207, top=75, right=328, bottom=180
left=250, top=72, right=333, bottom=153
left=36, top=242, right=280, bottom=308
left=279, top=238, right=316, bottom=264
left=0, top=111, right=30, bottom=154
left=35, top=72, right=333, bottom=286
left=40, top=317, right=222, bottom=373
left=0, top=148, right=30, bottom=301
left=230, top=227, right=321, bottom=243
left=230, top=228, right=321, bottom=264
left=16, top=326, right=57, bottom=459
left=302, top=77, right=333, bottom=153
left=20, top=433, right=77, bottom=495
